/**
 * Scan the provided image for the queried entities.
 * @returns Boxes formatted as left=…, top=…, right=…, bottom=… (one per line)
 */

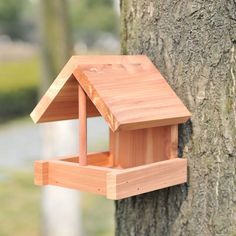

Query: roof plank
left=31, top=55, right=191, bottom=130
left=30, top=57, right=100, bottom=123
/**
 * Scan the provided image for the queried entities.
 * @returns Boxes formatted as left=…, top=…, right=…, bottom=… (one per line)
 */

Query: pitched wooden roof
left=31, top=55, right=191, bottom=131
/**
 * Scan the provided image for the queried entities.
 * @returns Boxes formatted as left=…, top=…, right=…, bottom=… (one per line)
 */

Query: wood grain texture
left=34, top=152, right=112, bottom=195
left=107, top=158, right=187, bottom=200
left=30, top=57, right=100, bottom=123
left=59, top=152, right=110, bottom=166
left=170, top=125, right=178, bottom=159
left=34, top=155, right=186, bottom=199
left=34, top=160, right=48, bottom=185
left=73, top=55, right=191, bottom=131
left=79, top=85, right=87, bottom=165
left=48, top=160, right=109, bottom=195
left=34, top=152, right=114, bottom=196
left=31, top=55, right=191, bottom=131
left=109, top=125, right=178, bottom=168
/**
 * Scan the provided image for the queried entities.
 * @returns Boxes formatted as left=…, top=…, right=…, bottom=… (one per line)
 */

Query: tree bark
left=116, top=1, right=236, bottom=236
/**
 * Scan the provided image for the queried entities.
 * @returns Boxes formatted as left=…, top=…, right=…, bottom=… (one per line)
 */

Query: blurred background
left=0, top=0, right=120, bottom=235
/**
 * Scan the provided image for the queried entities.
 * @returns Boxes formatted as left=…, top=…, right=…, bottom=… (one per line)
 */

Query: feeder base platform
left=34, top=152, right=187, bottom=200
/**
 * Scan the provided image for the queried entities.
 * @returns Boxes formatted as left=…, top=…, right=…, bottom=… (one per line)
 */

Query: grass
left=0, top=57, right=40, bottom=122
left=82, top=193, right=114, bottom=236
left=0, top=168, right=114, bottom=236
left=0, top=57, right=40, bottom=92
left=0, top=169, right=40, bottom=236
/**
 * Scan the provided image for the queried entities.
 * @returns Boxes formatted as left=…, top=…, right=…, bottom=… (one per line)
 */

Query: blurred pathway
left=0, top=117, right=108, bottom=169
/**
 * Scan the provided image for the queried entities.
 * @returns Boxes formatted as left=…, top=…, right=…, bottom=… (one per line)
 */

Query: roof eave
left=117, top=115, right=191, bottom=131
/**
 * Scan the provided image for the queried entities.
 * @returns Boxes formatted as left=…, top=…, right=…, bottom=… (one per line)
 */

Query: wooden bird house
left=31, top=55, right=191, bottom=200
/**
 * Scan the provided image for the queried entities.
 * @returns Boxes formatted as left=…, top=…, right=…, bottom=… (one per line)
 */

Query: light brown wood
left=30, top=75, right=100, bottom=123
left=34, top=152, right=113, bottom=195
left=31, top=55, right=189, bottom=199
left=60, top=152, right=110, bottom=166
left=34, top=154, right=187, bottom=199
left=73, top=56, right=191, bottom=131
left=79, top=84, right=87, bottom=165
left=34, top=160, right=48, bottom=185
left=106, top=158, right=187, bottom=200
left=170, top=125, right=178, bottom=159
left=46, top=161, right=108, bottom=195
left=109, top=125, right=178, bottom=168
left=31, top=55, right=191, bottom=130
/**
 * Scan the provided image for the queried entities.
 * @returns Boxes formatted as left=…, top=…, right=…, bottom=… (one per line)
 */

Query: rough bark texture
left=116, top=1, right=236, bottom=236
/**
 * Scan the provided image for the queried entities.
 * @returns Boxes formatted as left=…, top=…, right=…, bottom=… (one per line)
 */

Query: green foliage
left=82, top=193, right=114, bottom=236
left=0, top=0, right=29, bottom=39
left=70, top=0, right=118, bottom=46
left=0, top=58, right=40, bottom=122
left=0, top=58, right=39, bottom=92
left=0, top=87, right=38, bottom=122
left=0, top=0, right=118, bottom=43
left=0, top=170, right=40, bottom=236
left=0, top=0, right=25, bottom=22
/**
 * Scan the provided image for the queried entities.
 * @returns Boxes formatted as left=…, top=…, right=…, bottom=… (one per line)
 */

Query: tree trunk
left=39, top=0, right=72, bottom=90
left=116, top=1, right=236, bottom=236
left=39, top=1, right=82, bottom=236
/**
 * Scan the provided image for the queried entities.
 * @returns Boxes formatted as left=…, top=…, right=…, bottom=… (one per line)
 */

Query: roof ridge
left=30, top=55, right=191, bottom=130
left=73, top=67, right=120, bottom=131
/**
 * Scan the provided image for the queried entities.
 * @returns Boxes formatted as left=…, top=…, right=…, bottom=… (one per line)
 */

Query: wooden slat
left=49, top=161, right=109, bottom=195
left=73, top=56, right=191, bottom=131
left=59, top=152, right=110, bottom=166
left=34, top=161, right=48, bottom=185
left=34, top=152, right=111, bottom=186
left=30, top=74, right=100, bottom=123
left=106, top=158, right=187, bottom=200
left=79, top=85, right=87, bottom=165
left=31, top=55, right=191, bottom=130
left=110, top=125, right=178, bottom=168
left=35, top=160, right=111, bottom=195
left=170, top=125, right=178, bottom=159
left=34, top=152, right=187, bottom=199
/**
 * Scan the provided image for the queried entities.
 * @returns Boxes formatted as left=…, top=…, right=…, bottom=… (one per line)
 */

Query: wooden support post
left=79, top=84, right=87, bottom=165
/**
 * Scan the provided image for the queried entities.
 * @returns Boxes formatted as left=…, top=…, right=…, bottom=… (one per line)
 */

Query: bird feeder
left=31, top=55, right=191, bottom=200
